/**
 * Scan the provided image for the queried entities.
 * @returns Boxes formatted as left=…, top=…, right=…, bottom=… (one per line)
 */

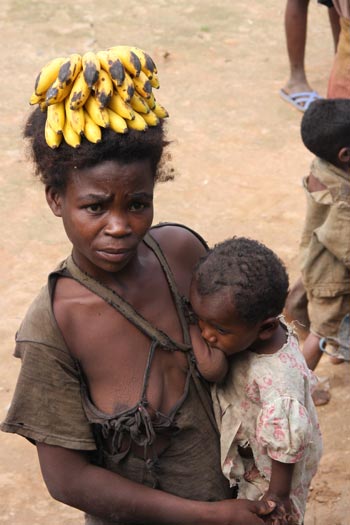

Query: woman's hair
left=193, top=237, right=289, bottom=325
left=24, top=107, right=173, bottom=191
left=301, top=98, right=350, bottom=165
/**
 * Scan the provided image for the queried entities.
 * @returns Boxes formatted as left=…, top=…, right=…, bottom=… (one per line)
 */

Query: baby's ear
left=338, top=146, right=350, bottom=163
left=258, top=318, right=279, bottom=341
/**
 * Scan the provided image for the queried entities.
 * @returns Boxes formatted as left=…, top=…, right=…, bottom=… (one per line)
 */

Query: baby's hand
left=261, top=493, right=297, bottom=525
left=189, top=324, right=228, bottom=382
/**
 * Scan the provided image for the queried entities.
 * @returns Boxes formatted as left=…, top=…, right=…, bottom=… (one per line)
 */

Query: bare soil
left=0, top=1, right=349, bottom=524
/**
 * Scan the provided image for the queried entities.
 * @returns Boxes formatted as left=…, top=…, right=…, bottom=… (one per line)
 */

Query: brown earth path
left=0, top=1, right=349, bottom=524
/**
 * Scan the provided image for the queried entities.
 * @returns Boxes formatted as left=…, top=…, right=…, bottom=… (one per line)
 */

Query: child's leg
left=303, top=333, right=331, bottom=406
left=303, top=332, right=322, bottom=371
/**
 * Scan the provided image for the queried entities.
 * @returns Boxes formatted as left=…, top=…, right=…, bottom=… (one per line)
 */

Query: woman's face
left=47, top=159, right=154, bottom=277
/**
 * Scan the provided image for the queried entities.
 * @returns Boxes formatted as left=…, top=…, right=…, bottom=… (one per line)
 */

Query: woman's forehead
left=68, top=159, right=155, bottom=189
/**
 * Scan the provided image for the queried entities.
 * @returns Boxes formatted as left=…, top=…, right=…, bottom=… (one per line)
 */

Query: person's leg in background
left=282, top=0, right=312, bottom=96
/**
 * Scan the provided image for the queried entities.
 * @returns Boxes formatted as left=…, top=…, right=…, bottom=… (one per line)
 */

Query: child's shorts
left=306, top=290, right=350, bottom=340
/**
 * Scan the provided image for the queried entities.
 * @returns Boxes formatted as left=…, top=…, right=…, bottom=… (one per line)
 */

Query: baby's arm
left=262, top=459, right=295, bottom=524
left=190, top=324, right=228, bottom=382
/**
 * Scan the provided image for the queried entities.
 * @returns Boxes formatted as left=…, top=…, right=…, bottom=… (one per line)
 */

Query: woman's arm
left=190, top=324, right=228, bottom=382
left=37, top=443, right=275, bottom=525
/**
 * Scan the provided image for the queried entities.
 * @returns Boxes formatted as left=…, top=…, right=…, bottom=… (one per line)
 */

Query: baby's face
left=189, top=282, right=261, bottom=356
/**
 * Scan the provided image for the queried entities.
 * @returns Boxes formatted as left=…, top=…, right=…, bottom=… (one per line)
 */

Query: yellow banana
left=45, top=80, right=73, bottom=107
left=130, top=47, right=157, bottom=79
left=62, top=118, right=81, bottom=148
left=68, top=70, right=91, bottom=110
left=34, top=56, right=65, bottom=96
left=85, top=94, right=110, bottom=128
left=46, top=101, right=65, bottom=134
left=146, top=91, right=156, bottom=110
left=150, top=72, right=160, bottom=89
left=108, top=46, right=141, bottom=77
left=96, top=50, right=110, bottom=72
left=57, top=53, right=82, bottom=87
left=94, top=69, right=113, bottom=108
left=126, top=111, right=148, bottom=131
left=82, top=51, right=100, bottom=88
left=153, top=100, right=169, bottom=119
left=116, top=70, right=134, bottom=102
left=130, top=92, right=150, bottom=114
left=65, top=98, right=85, bottom=135
left=107, top=108, right=128, bottom=134
left=29, top=91, right=45, bottom=106
left=99, top=50, right=126, bottom=88
left=45, top=119, right=62, bottom=149
left=45, top=53, right=82, bottom=106
left=83, top=110, right=102, bottom=143
left=141, top=109, right=160, bottom=127
left=133, top=70, right=152, bottom=99
left=108, top=92, right=135, bottom=120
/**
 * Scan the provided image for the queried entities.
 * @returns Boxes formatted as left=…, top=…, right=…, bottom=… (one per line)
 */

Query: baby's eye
left=215, top=326, right=231, bottom=336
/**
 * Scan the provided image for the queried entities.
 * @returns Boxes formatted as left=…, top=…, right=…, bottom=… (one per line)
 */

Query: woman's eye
left=129, top=202, right=145, bottom=212
left=86, top=203, right=103, bottom=213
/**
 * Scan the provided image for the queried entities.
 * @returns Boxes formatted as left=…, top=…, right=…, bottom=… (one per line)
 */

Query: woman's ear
left=257, top=317, right=280, bottom=341
left=338, top=146, right=350, bottom=164
left=45, top=186, right=63, bottom=217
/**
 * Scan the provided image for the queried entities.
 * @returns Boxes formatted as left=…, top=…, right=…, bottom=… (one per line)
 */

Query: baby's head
left=301, top=98, right=350, bottom=169
left=190, top=237, right=289, bottom=355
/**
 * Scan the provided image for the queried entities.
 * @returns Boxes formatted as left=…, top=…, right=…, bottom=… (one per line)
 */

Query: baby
left=189, top=236, right=323, bottom=525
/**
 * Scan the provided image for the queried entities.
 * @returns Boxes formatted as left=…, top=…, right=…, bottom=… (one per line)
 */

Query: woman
left=1, top=48, right=275, bottom=525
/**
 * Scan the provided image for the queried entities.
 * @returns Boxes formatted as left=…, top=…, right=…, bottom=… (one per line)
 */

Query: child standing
left=189, top=237, right=323, bottom=525
left=285, top=98, right=350, bottom=405
left=299, top=98, right=350, bottom=371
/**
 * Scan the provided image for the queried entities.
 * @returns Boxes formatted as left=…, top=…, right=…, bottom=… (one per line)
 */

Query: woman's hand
left=210, top=498, right=276, bottom=525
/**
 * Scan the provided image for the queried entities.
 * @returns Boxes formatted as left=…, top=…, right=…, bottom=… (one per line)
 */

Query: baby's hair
left=301, top=98, right=350, bottom=165
left=24, top=107, right=173, bottom=191
left=193, top=237, right=289, bottom=325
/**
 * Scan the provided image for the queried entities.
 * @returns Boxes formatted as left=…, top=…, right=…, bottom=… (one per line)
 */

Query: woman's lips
left=96, top=248, right=133, bottom=262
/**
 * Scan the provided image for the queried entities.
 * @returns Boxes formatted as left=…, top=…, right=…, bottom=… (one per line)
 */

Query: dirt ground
left=0, top=1, right=349, bottom=524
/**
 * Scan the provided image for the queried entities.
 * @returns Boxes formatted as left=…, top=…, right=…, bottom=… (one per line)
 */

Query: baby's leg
left=238, top=457, right=269, bottom=501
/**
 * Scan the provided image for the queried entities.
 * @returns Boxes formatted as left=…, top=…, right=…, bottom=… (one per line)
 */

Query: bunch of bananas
left=29, top=46, right=169, bottom=149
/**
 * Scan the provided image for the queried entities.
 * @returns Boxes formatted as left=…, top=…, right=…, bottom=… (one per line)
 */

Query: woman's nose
left=104, top=213, right=131, bottom=237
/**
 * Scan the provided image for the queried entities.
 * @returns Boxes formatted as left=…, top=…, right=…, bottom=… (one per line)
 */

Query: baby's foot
left=244, top=465, right=260, bottom=482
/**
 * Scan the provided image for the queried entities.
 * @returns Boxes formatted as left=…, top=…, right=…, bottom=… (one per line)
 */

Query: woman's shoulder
left=15, top=287, right=69, bottom=362
left=147, top=223, right=209, bottom=292
left=149, top=222, right=209, bottom=258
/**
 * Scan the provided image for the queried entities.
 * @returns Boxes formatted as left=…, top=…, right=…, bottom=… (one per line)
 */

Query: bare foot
left=312, top=388, right=331, bottom=406
left=281, top=80, right=313, bottom=95
left=244, top=465, right=260, bottom=482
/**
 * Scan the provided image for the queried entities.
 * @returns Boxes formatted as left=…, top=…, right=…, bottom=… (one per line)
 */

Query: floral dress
left=212, top=323, right=323, bottom=524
